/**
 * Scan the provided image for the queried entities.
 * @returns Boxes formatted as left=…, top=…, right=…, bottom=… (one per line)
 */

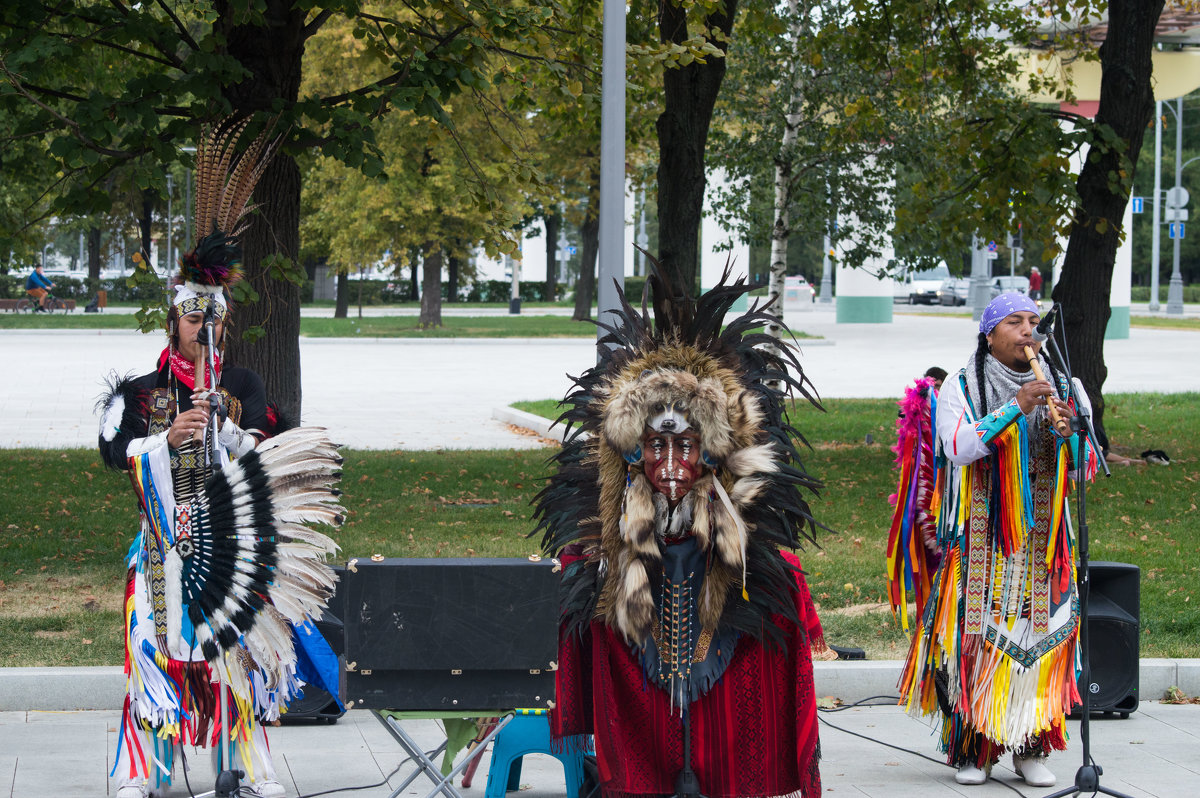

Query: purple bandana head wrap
left=980, top=292, right=1039, bottom=335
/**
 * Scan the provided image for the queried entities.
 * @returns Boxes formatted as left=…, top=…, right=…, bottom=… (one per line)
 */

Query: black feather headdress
left=532, top=265, right=826, bottom=648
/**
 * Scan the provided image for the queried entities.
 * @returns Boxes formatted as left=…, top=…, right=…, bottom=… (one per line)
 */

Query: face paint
left=642, top=429, right=702, bottom=504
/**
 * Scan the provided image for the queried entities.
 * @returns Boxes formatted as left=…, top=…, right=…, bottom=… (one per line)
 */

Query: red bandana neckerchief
left=160, top=347, right=221, bottom=392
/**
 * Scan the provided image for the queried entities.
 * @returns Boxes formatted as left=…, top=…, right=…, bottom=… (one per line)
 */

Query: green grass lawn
left=299, top=315, right=597, bottom=337
left=0, top=310, right=599, bottom=337
left=0, top=309, right=820, bottom=339
left=1130, top=316, right=1200, bottom=331
left=2, top=394, right=1196, bottom=667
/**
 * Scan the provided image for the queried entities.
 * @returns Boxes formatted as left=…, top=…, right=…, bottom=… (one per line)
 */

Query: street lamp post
left=1167, top=96, right=1186, bottom=315
left=1150, top=99, right=1163, bottom=312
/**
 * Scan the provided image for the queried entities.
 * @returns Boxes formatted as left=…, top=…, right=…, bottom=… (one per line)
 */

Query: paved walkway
left=1, top=304, right=1196, bottom=450
left=2, top=701, right=1197, bottom=798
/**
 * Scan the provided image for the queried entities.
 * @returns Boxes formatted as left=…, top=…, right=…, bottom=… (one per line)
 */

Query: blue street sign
left=987, top=240, right=998, bottom=252
left=568, top=246, right=578, bottom=255
left=1132, top=197, right=1144, bottom=214
left=1169, top=222, right=1185, bottom=240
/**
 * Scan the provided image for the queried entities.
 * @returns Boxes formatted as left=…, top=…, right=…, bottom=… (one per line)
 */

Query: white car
left=990, top=275, right=1030, bottom=298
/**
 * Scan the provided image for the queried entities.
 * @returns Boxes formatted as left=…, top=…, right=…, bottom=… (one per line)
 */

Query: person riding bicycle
left=25, top=265, right=55, bottom=312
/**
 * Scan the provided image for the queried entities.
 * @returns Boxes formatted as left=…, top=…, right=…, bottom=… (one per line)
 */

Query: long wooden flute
left=1023, top=345, right=1071, bottom=435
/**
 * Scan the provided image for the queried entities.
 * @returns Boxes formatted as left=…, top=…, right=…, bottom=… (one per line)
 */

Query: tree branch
left=153, top=0, right=200, bottom=53
left=301, top=8, right=335, bottom=41
left=0, top=57, right=143, bottom=160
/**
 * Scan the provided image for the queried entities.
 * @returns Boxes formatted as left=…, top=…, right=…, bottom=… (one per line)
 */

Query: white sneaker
left=247, top=779, right=287, bottom=798
left=955, top=763, right=987, bottom=785
left=115, top=776, right=149, bottom=798
left=1013, top=754, right=1056, bottom=787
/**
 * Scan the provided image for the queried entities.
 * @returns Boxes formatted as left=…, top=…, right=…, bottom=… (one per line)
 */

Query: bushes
left=460, top=280, right=550, bottom=303
left=0, top=273, right=170, bottom=303
left=1131, top=285, right=1200, bottom=303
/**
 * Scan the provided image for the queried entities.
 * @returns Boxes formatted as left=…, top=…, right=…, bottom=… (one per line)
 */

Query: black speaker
left=1075, top=561, right=1139, bottom=717
left=342, top=557, right=560, bottom=711
left=281, top=565, right=347, bottom=723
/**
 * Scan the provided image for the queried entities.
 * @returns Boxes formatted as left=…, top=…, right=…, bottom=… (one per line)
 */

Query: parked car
left=937, top=277, right=970, bottom=306
left=989, top=275, right=1030, bottom=298
left=894, top=263, right=952, bottom=305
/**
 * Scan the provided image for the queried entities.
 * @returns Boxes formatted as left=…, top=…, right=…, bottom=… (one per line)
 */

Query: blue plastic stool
left=483, top=710, right=587, bottom=798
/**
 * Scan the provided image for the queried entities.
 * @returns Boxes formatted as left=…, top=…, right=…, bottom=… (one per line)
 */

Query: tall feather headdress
left=533, top=266, right=826, bottom=648
left=174, top=117, right=281, bottom=314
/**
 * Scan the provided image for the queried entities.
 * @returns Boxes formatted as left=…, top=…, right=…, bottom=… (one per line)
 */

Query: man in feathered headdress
left=98, top=120, right=343, bottom=798
left=537, top=272, right=826, bottom=798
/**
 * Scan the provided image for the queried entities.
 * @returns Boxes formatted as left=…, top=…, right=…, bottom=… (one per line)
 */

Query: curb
left=491, top=406, right=570, bottom=441
left=4, top=660, right=1198, bottom=713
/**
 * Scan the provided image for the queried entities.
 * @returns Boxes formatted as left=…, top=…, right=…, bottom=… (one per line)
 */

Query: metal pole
left=1168, top=96, right=1185, bottom=315
left=597, top=0, right=626, bottom=346
left=819, top=182, right=834, bottom=303
left=166, top=173, right=174, bottom=274
left=1150, top=100, right=1163, bottom=312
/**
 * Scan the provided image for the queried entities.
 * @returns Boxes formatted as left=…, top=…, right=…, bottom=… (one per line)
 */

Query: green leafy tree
left=0, top=0, right=571, bottom=418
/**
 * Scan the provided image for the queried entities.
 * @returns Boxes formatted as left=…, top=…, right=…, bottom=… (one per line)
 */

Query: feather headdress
left=533, top=266, right=826, bottom=646
left=174, top=117, right=280, bottom=315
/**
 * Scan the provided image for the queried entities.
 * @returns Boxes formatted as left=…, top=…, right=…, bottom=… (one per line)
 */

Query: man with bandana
left=898, top=293, right=1096, bottom=788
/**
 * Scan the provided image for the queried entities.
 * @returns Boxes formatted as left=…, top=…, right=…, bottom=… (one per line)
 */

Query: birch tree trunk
left=767, top=0, right=811, bottom=339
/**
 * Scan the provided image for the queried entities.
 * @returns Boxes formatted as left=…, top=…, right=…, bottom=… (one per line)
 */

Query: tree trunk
left=87, top=226, right=102, bottom=293
left=655, top=0, right=738, bottom=300
left=334, top=269, right=349, bottom=319
left=768, top=0, right=811, bottom=339
left=140, top=189, right=155, bottom=261
left=1054, top=0, right=1163, bottom=452
left=447, top=253, right=460, bottom=302
left=545, top=213, right=560, bottom=302
left=216, top=0, right=307, bottom=420
left=573, top=199, right=600, bottom=321
left=410, top=247, right=420, bottom=300
left=419, top=243, right=443, bottom=327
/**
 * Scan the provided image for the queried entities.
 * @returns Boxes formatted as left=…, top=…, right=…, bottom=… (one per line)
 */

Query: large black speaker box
left=281, top=564, right=347, bottom=723
left=342, top=557, right=560, bottom=711
left=1074, top=561, right=1139, bottom=717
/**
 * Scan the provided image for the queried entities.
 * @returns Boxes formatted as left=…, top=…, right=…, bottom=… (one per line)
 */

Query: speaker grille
left=1075, top=562, right=1140, bottom=716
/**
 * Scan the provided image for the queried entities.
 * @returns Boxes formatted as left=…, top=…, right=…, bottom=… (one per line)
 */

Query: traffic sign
left=1131, top=197, right=1144, bottom=214
left=987, top=240, right=998, bottom=252
left=1164, top=209, right=1189, bottom=223
left=985, top=250, right=998, bottom=260
left=1169, top=222, right=1185, bottom=240
left=1166, top=186, right=1190, bottom=208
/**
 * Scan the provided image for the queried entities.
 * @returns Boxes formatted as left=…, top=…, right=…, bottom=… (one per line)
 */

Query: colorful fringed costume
left=898, top=354, right=1097, bottom=770
left=96, top=118, right=343, bottom=798
left=886, top=376, right=943, bottom=631
left=536, top=272, right=826, bottom=798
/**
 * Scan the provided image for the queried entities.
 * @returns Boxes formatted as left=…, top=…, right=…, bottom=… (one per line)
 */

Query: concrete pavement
left=1, top=303, right=1196, bottom=450
left=2, top=699, right=1198, bottom=798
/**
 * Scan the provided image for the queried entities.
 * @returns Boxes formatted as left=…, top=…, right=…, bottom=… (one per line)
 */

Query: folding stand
left=373, top=710, right=514, bottom=798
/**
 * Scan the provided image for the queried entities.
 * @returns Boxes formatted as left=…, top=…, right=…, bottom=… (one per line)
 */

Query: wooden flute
left=1023, top=345, right=1070, bottom=435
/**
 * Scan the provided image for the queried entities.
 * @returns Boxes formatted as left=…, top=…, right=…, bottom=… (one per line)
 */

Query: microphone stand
left=202, top=304, right=222, bottom=472
left=199, top=303, right=242, bottom=798
left=1039, top=323, right=1126, bottom=798
left=673, top=707, right=705, bottom=798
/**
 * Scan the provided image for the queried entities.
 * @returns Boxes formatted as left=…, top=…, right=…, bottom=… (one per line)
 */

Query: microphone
left=202, top=301, right=217, bottom=346
left=1031, top=303, right=1059, bottom=343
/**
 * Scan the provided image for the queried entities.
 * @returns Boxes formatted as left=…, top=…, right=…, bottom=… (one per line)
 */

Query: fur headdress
left=172, top=117, right=280, bottom=318
left=533, top=269, right=824, bottom=646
